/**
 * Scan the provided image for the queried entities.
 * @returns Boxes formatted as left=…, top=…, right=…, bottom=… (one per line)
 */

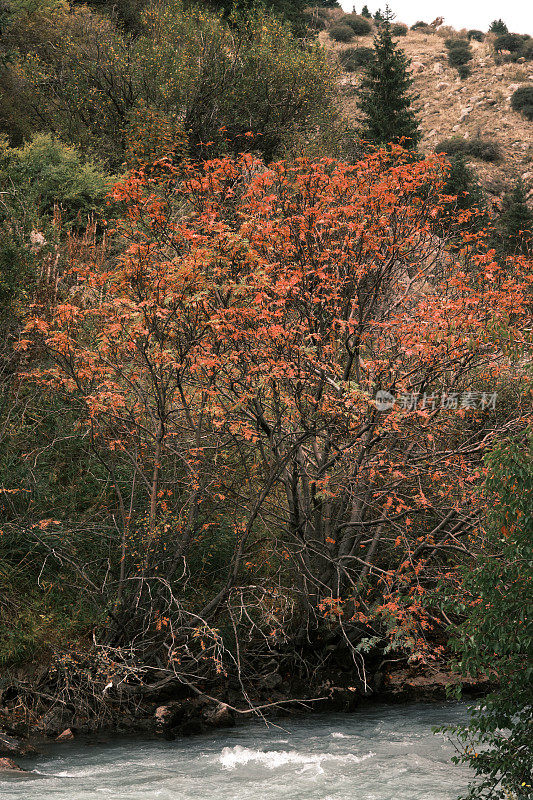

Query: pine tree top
left=357, top=6, right=421, bottom=149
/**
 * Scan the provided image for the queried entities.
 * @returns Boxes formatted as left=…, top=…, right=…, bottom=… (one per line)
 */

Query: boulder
left=203, top=702, right=235, bottom=729
left=55, top=728, right=74, bottom=742
left=433, top=62, right=444, bottom=74
left=0, top=757, right=25, bottom=772
left=0, top=731, right=35, bottom=757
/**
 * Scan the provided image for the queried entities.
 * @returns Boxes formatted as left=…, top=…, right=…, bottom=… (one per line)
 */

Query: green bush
left=410, top=20, right=429, bottom=30
left=329, top=23, right=355, bottom=42
left=303, top=9, right=328, bottom=31
left=391, top=23, right=407, bottom=37
left=510, top=85, right=533, bottom=120
left=339, top=45, right=374, bottom=70
left=342, top=14, right=372, bottom=36
left=444, top=37, right=470, bottom=51
left=436, top=136, right=501, bottom=163
left=467, top=30, right=484, bottom=42
left=457, top=63, right=472, bottom=80
left=494, top=33, right=524, bottom=52
left=489, top=18, right=508, bottom=35
left=444, top=39, right=472, bottom=67
left=521, top=38, right=533, bottom=60
left=0, top=134, right=113, bottom=227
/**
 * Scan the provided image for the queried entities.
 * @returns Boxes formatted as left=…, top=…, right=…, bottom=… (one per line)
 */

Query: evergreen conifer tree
left=361, top=4, right=371, bottom=17
left=496, top=180, right=533, bottom=256
left=356, top=6, right=420, bottom=149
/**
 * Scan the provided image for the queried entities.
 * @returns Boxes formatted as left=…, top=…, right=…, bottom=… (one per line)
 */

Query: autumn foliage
left=20, top=148, right=532, bottom=683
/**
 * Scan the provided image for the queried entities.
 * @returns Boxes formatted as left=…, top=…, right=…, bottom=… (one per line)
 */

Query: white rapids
left=0, top=702, right=471, bottom=800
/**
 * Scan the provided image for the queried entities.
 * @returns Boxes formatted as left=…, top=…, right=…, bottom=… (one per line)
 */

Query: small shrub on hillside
left=494, top=33, right=524, bottom=53
left=489, top=19, right=508, bottom=35
left=339, top=45, right=374, bottom=70
left=467, top=30, right=484, bottom=42
left=343, top=14, right=372, bottom=35
left=457, top=64, right=472, bottom=79
left=329, top=23, right=355, bottom=42
left=303, top=10, right=328, bottom=31
left=436, top=136, right=501, bottom=163
left=391, top=23, right=407, bottom=37
left=521, top=39, right=533, bottom=60
left=510, top=85, right=533, bottom=120
left=411, top=20, right=429, bottom=30
left=444, top=37, right=470, bottom=51
left=447, top=48, right=472, bottom=66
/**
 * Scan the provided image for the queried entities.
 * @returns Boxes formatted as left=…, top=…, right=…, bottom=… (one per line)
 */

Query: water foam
left=219, top=745, right=374, bottom=771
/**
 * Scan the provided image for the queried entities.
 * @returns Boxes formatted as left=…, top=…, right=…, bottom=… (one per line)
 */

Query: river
left=1, top=702, right=472, bottom=800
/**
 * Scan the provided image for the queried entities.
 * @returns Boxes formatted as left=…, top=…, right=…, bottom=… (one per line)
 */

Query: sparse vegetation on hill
left=436, top=136, right=501, bottom=163
left=511, top=85, right=533, bottom=120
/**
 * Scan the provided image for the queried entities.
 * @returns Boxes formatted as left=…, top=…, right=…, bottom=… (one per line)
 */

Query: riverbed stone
left=0, top=731, right=36, bottom=757
left=55, top=728, right=75, bottom=742
left=0, top=757, right=25, bottom=772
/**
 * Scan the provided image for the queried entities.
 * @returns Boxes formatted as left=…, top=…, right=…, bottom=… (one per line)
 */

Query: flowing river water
left=1, top=703, right=472, bottom=800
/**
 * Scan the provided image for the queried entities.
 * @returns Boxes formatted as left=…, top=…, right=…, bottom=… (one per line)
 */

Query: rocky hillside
left=320, top=21, right=533, bottom=205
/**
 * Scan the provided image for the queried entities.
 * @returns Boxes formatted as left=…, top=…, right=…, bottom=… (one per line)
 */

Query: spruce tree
left=496, top=180, right=533, bottom=256
left=356, top=6, right=420, bottom=149
left=361, top=4, right=371, bottom=17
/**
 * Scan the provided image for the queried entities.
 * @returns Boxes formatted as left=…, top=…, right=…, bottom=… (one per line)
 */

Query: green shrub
left=444, top=38, right=472, bottom=67
left=391, top=23, right=407, bottom=37
left=339, top=45, right=374, bottom=70
left=342, top=14, right=372, bottom=35
left=444, top=37, right=470, bottom=51
left=0, top=134, right=113, bottom=227
left=521, top=38, right=533, bottom=60
left=467, top=30, right=484, bottom=42
left=411, top=20, right=429, bottom=30
left=494, top=33, right=524, bottom=52
left=329, top=23, right=355, bottom=42
left=457, top=63, right=472, bottom=79
left=489, top=18, right=508, bottom=35
left=436, top=136, right=501, bottom=163
left=303, top=9, right=327, bottom=31
left=510, top=85, right=533, bottom=120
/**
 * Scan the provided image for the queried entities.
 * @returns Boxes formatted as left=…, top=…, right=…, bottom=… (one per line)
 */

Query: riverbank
left=0, top=661, right=493, bottom=761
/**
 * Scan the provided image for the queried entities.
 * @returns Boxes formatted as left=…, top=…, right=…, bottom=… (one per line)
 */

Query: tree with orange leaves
left=21, top=147, right=532, bottom=692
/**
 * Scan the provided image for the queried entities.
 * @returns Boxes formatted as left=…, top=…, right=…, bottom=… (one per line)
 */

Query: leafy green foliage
left=488, top=18, right=508, bottom=35
left=439, top=155, right=488, bottom=233
left=1, top=1, right=337, bottom=166
left=445, top=38, right=473, bottom=69
left=329, top=22, right=355, bottom=42
left=467, top=30, right=484, bottom=42
left=343, top=13, right=372, bottom=35
left=511, top=85, right=533, bottom=120
left=0, top=134, right=113, bottom=225
left=435, top=137, right=501, bottom=163
left=494, top=180, right=533, bottom=256
left=391, top=22, right=407, bottom=36
left=438, top=434, right=533, bottom=800
left=339, top=45, right=374, bottom=70
left=356, top=7, right=420, bottom=148
left=494, top=33, right=524, bottom=52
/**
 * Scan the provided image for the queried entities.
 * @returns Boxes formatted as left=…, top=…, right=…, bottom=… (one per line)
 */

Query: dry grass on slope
left=320, top=25, right=533, bottom=203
